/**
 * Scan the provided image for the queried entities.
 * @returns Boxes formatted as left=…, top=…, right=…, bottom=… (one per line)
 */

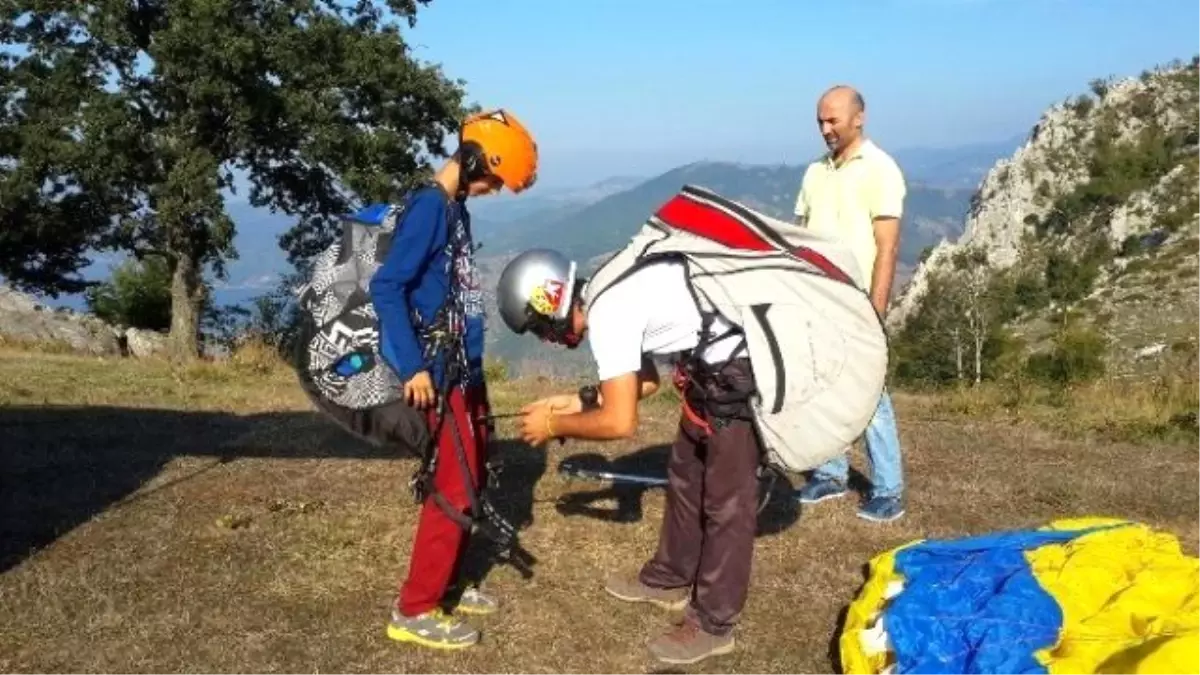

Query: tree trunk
left=168, top=251, right=202, bottom=361
left=974, top=326, right=984, bottom=385
left=953, top=326, right=964, bottom=381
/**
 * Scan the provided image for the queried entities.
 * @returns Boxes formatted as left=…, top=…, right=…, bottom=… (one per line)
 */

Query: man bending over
left=494, top=248, right=761, bottom=666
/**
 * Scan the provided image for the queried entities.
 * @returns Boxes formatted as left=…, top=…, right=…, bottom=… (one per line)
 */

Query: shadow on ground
left=553, top=445, right=805, bottom=537
left=0, top=404, right=548, bottom=578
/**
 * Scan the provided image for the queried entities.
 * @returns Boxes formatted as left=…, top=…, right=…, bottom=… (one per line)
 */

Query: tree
left=892, top=267, right=967, bottom=386
left=892, top=247, right=1022, bottom=388
left=2, top=1, right=472, bottom=360
left=950, top=247, right=1003, bottom=385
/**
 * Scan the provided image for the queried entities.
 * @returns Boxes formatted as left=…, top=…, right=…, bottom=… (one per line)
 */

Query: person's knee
left=702, top=470, right=759, bottom=522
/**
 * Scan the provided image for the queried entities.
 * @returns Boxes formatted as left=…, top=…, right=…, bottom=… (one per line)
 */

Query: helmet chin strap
left=526, top=309, right=582, bottom=349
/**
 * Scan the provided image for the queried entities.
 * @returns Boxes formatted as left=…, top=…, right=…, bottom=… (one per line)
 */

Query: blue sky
left=399, top=0, right=1199, bottom=187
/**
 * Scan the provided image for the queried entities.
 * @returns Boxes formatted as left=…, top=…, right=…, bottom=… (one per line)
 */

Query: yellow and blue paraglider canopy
left=840, top=517, right=1199, bottom=674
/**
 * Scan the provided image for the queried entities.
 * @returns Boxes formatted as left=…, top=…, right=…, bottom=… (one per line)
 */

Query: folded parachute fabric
left=840, top=517, right=1200, bottom=674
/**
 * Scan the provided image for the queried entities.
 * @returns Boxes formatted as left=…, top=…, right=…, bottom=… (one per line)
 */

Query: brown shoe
left=647, top=616, right=736, bottom=665
left=603, top=573, right=689, bottom=611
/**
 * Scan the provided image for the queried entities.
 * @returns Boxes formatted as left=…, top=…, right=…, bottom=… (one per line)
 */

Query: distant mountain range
left=204, top=134, right=1020, bottom=301
left=477, top=160, right=980, bottom=267
left=470, top=150, right=1009, bottom=374
left=35, top=136, right=1020, bottom=374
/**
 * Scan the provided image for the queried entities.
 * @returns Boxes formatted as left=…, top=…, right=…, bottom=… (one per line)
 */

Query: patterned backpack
left=293, top=199, right=421, bottom=413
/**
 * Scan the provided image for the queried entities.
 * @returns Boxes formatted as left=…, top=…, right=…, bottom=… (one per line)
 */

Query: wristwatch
left=578, top=384, right=600, bottom=411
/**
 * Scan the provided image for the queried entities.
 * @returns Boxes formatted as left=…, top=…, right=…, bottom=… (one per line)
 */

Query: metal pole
left=559, top=465, right=668, bottom=487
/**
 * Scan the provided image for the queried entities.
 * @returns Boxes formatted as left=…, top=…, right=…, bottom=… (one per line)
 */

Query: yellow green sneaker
left=386, top=607, right=480, bottom=650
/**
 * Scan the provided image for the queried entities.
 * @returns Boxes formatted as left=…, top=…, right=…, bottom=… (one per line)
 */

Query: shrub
left=85, top=255, right=173, bottom=331
left=1025, top=325, right=1107, bottom=385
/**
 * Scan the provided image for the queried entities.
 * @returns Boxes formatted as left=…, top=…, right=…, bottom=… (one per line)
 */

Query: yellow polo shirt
left=793, top=139, right=906, bottom=290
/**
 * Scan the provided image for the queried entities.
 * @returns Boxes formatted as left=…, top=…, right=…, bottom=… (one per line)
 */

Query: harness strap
left=403, top=212, right=533, bottom=577
left=681, top=396, right=715, bottom=437
left=407, top=362, right=532, bottom=578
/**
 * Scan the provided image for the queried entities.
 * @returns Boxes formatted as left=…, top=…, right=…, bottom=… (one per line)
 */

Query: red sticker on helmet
left=530, top=278, right=565, bottom=316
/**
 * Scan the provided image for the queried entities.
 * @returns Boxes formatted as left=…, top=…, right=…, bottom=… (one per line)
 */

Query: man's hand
left=403, top=370, right=435, bottom=409
left=520, top=402, right=558, bottom=447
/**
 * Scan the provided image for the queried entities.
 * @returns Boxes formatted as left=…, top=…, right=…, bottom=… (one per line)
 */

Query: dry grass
left=932, top=364, right=1199, bottom=445
left=1, top=346, right=1197, bottom=673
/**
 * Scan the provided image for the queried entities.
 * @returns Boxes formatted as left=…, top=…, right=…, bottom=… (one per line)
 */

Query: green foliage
left=1034, top=112, right=1192, bottom=239
left=85, top=256, right=174, bottom=331
left=917, top=245, right=937, bottom=265
left=2, top=1, right=472, bottom=357
left=1034, top=180, right=1052, bottom=203
left=890, top=261, right=1023, bottom=388
left=1024, top=324, right=1107, bottom=385
left=1119, top=234, right=1147, bottom=257
left=1043, top=241, right=1107, bottom=307
left=1129, top=90, right=1156, bottom=120
left=1010, top=268, right=1051, bottom=313
left=203, top=272, right=305, bottom=358
left=1070, top=95, right=1095, bottom=118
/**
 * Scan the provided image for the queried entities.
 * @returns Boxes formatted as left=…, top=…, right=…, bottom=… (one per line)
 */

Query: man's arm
left=868, top=159, right=906, bottom=318
left=522, top=356, right=659, bottom=443
left=368, top=192, right=444, bottom=381
left=869, top=217, right=900, bottom=318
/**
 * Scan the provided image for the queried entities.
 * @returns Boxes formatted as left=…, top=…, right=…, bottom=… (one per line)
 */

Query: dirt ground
left=1, top=351, right=1196, bottom=673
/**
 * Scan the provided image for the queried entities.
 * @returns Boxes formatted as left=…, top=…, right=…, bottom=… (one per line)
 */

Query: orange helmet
left=459, top=109, right=538, bottom=193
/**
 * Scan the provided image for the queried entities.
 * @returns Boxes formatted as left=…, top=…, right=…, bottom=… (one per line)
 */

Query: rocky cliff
left=0, top=285, right=168, bottom=357
left=889, top=57, right=1199, bottom=375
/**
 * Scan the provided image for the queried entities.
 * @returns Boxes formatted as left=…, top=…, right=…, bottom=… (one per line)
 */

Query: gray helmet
left=495, top=248, right=579, bottom=336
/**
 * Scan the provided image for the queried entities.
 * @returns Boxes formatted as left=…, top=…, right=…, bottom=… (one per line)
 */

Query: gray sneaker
left=604, top=573, right=689, bottom=611
left=386, top=606, right=480, bottom=650
left=448, top=586, right=499, bottom=616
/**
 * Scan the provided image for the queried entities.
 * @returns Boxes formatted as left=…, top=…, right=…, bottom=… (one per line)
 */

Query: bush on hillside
left=1024, top=324, right=1107, bottom=385
left=85, top=255, right=173, bottom=331
left=1035, top=111, right=1193, bottom=239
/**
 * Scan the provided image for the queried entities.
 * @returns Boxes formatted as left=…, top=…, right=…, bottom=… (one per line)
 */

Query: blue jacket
left=368, top=185, right=485, bottom=391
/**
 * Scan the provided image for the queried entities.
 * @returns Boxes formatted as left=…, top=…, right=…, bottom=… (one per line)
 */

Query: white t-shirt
left=585, top=260, right=746, bottom=382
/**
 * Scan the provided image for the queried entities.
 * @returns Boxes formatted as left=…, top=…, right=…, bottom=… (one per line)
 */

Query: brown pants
left=638, top=359, right=761, bottom=637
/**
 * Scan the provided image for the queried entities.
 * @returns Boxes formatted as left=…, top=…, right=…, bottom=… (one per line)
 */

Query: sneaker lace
left=428, top=607, right=459, bottom=631
left=666, top=617, right=703, bottom=643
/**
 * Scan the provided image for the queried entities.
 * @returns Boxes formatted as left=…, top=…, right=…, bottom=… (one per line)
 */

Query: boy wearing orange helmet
left=371, top=109, right=538, bottom=649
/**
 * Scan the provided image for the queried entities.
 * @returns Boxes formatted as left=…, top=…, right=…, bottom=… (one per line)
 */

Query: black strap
left=678, top=311, right=754, bottom=413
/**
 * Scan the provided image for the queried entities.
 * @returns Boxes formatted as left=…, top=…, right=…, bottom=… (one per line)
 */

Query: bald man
left=791, top=85, right=907, bottom=523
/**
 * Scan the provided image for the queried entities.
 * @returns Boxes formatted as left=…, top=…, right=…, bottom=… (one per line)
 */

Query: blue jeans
left=813, top=390, right=904, bottom=499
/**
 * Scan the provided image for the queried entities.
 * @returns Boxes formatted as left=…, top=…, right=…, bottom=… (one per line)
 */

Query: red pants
left=397, top=384, right=490, bottom=617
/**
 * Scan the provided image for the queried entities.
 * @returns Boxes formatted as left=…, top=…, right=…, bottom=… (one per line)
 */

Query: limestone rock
left=125, top=327, right=169, bottom=358
left=0, top=286, right=123, bottom=356
left=890, top=60, right=1200, bottom=333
